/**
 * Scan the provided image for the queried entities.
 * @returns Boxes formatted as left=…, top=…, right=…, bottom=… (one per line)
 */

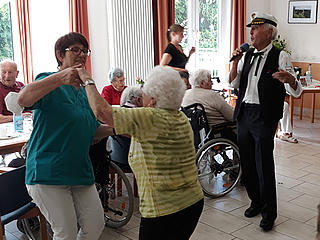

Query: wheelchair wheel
left=196, top=138, right=241, bottom=198
left=96, top=161, right=134, bottom=228
left=17, top=217, right=53, bottom=239
left=17, top=217, right=40, bottom=234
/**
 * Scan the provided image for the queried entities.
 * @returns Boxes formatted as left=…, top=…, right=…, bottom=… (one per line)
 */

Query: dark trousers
left=139, top=199, right=204, bottom=240
left=237, top=104, right=278, bottom=221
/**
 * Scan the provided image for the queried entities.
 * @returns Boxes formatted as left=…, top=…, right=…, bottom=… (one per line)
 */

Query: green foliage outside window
left=175, top=0, right=218, bottom=50
left=0, top=2, right=14, bottom=61
left=199, top=0, right=218, bottom=49
left=175, top=0, right=188, bottom=49
left=175, top=0, right=188, bottom=27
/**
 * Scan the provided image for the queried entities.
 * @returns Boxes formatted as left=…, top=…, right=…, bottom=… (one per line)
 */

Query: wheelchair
left=90, top=137, right=134, bottom=229
left=181, top=103, right=241, bottom=198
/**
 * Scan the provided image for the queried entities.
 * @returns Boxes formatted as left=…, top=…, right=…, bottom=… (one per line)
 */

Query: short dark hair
left=54, top=32, right=89, bottom=67
left=179, top=71, right=189, bottom=80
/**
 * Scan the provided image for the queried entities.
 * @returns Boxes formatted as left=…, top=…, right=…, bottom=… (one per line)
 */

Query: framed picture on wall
left=288, top=0, right=318, bottom=24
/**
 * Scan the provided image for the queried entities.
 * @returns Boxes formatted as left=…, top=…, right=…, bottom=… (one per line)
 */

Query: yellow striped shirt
left=113, top=107, right=203, bottom=218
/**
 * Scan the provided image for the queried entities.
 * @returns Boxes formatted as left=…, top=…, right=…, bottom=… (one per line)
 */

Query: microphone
left=229, top=43, right=250, bottom=62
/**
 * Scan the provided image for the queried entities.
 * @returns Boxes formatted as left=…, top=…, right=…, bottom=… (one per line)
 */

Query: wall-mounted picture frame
left=288, top=0, right=318, bottom=24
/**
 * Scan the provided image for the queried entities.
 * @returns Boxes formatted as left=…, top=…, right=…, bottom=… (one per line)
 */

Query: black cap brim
left=246, top=18, right=277, bottom=27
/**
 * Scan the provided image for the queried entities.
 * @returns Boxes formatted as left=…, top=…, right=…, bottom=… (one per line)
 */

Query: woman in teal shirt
left=17, top=32, right=111, bottom=240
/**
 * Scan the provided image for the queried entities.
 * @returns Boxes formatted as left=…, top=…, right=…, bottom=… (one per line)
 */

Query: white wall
left=87, top=0, right=110, bottom=92
left=271, top=0, right=320, bottom=62
left=246, top=0, right=320, bottom=62
left=245, top=0, right=271, bottom=42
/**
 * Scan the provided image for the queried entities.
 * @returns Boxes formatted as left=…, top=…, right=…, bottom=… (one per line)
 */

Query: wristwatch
left=82, top=79, right=95, bottom=87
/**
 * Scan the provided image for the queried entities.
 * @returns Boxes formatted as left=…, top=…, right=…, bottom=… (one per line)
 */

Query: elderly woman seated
left=110, top=86, right=143, bottom=167
left=77, top=65, right=204, bottom=240
left=101, top=67, right=127, bottom=105
left=182, top=69, right=234, bottom=127
left=120, top=86, right=143, bottom=108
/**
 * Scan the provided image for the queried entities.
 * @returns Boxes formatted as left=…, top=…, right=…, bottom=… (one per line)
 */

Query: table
left=289, top=80, right=320, bottom=125
left=0, top=166, right=15, bottom=173
left=0, top=135, right=29, bottom=155
left=0, top=121, right=32, bottom=156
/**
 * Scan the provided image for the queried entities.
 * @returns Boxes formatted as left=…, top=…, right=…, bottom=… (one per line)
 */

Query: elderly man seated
left=101, top=67, right=127, bottom=105
left=0, top=59, right=24, bottom=123
left=182, top=69, right=234, bottom=127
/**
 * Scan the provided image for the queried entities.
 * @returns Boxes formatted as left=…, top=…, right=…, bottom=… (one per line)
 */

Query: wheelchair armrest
left=211, top=121, right=236, bottom=132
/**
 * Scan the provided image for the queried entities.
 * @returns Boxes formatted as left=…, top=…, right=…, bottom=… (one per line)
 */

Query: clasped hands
left=59, top=64, right=92, bottom=88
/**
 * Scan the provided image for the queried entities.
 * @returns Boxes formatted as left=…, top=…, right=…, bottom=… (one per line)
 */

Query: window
left=0, top=2, right=13, bottom=60
left=0, top=0, right=69, bottom=83
left=0, top=0, right=23, bottom=83
left=175, top=0, right=232, bottom=81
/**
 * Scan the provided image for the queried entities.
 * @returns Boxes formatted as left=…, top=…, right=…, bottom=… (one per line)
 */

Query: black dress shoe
left=244, top=207, right=261, bottom=218
left=260, top=218, right=275, bottom=231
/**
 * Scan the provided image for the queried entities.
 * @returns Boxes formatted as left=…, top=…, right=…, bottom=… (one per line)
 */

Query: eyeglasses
left=114, top=79, right=125, bottom=83
left=65, top=47, right=91, bottom=56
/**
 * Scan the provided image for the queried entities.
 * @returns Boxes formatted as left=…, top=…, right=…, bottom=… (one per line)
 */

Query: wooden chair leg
left=118, top=171, right=138, bottom=197
left=133, top=176, right=138, bottom=197
left=300, top=94, right=304, bottom=120
left=39, top=211, right=48, bottom=240
left=311, top=93, right=316, bottom=123
left=0, top=222, right=4, bottom=240
left=117, top=174, right=123, bottom=197
left=109, top=167, right=116, bottom=199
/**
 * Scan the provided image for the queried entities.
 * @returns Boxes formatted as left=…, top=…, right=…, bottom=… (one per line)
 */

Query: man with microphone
left=228, top=12, right=302, bottom=231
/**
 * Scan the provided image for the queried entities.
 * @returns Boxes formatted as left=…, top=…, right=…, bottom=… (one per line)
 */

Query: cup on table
left=300, top=76, right=307, bottom=87
left=0, top=127, right=7, bottom=137
left=23, top=113, right=33, bottom=134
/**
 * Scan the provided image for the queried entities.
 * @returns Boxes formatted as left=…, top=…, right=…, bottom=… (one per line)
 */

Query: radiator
left=107, top=0, right=154, bottom=86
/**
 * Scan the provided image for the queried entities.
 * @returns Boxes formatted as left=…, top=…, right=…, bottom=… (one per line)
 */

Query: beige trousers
left=27, top=184, right=105, bottom=240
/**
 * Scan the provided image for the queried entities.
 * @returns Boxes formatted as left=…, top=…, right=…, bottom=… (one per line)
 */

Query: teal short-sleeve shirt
left=25, top=72, right=100, bottom=185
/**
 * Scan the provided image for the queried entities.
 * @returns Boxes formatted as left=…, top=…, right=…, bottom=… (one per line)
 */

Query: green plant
left=135, top=77, right=144, bottom=86
left=272, top=35, right=291, bottom=55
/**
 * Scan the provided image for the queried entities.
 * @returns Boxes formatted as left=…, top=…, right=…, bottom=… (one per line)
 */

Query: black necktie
left=251, top=52, right=264, bottom=76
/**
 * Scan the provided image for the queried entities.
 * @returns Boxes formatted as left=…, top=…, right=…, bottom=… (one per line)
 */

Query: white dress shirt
left=228, top=43, right=302, bottom=103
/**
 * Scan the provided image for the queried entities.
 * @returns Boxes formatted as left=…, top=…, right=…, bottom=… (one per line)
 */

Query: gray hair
left=0, top=59, right=18, bottom=70
left=108, top=67, right=124, bottom=82
left=120, top=86, right=143, bottom=106
left=143, top=66, right=186, bottom=110
left=263, top=23, right=278, bottom=40
left=190, top=69, right=211, bottom=87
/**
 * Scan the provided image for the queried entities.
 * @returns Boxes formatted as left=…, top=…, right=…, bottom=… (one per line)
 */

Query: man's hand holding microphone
left=230, top=43, right=250, bottom=62
left=229, top=43, right=250, bottom=83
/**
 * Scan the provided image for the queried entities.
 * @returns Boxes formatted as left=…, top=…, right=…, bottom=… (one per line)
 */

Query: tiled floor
left=4, top=116, right=320, bottom=240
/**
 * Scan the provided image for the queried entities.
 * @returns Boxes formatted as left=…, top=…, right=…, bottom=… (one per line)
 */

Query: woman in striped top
left=77, top=65, right=204, bottom=240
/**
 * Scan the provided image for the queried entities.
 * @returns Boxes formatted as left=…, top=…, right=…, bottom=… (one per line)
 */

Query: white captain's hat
left=246, top=12, right=277, bottom=27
